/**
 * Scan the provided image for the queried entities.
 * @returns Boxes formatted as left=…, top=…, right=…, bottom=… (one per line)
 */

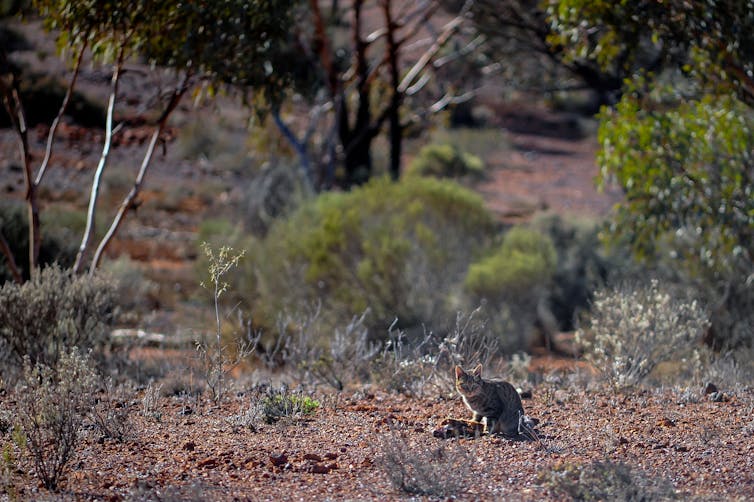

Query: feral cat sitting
left=455, top=364, right=524, bottom=436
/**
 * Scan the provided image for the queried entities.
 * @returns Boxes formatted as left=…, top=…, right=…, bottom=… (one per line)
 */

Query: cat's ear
left=454, top=365, right=464, bottom=379
left=471, top=363, right=483, bottom=377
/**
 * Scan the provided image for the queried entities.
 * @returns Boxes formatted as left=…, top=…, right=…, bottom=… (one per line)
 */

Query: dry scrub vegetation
left=1, top=257, right=753, bottom=501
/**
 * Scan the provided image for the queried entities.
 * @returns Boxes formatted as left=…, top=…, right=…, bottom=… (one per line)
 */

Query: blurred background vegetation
left=1, top=0, right=752, bottom=384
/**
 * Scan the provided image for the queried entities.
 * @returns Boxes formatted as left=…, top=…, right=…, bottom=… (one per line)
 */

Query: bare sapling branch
left=73, top=46, right=126, bottom=274
left=35, top=38, right=89, bottom=187
left=89, top=72, right=192, bottom=273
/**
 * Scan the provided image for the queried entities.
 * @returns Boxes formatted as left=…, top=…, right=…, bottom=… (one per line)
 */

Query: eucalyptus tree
left=0, top=0, right=297, bottom=279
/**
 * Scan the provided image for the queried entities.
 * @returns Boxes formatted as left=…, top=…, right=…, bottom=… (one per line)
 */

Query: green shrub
left=252, top=176, right=498, bottom=332
left=465, top=226, right=557, bottom=301
left=13, top=350, right=98, bottom=491
left=260, top=386, right=319, bottom=424
left=406, top=143, right=484, bottom=180
left=465, top=226, right=557, bottom=350
left=0, top=265, right=116, bottom=375
left=0, top=74, right=105, bottom=128
left=578, top=280, right=708, bottom=389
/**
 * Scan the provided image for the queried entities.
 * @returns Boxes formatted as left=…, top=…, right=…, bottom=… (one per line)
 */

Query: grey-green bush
left=14, top=350, right=99, bottom=490
left=577, top=280, right=708, bottom=389
left=0, top=265, right=116, bottom=375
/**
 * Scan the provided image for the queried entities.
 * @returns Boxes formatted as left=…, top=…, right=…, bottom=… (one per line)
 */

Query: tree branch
left=90, top=72, right=192, bottom=273
left=73, top=46, right=126, bottom=274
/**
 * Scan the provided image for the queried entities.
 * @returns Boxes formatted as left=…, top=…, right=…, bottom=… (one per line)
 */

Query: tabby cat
left=454, top=364, right=524, bottom=435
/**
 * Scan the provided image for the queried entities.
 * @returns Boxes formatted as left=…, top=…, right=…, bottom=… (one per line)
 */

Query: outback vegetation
left=1, top=0, right=753, bottom=500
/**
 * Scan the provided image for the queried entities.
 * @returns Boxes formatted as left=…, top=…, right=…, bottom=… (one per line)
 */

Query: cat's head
left=455, top=364, right=483, bottom=393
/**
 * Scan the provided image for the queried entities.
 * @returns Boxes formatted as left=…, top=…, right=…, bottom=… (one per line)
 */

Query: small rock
left=324, top=452, right=338, bottom=460
left=703, top=382, right=718, bottom=395
left=520, top=389, right=533, bottom=399
left=197, top=457, right=218, bottom=469
left=658, top=417, right=676, bottom=427
left=309, top=462, right=337, bottom=474
left=269, top=453, right=288, bottom=467
left=303, top=453, right=323, bottom=462
left=182, top=441, right=196, bottom=451
left=618, top=437, right=629, bottom=445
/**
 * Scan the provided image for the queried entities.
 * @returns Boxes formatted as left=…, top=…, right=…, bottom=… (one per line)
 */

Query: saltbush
left=405, top=143, right=484, bottom=180
left=0, top=265, right=116, bottom=374
left=577, top=280, right=708, bottom=389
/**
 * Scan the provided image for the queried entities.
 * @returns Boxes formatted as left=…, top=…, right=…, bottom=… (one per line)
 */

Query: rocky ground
left=2, top=366, right=753, bottom=501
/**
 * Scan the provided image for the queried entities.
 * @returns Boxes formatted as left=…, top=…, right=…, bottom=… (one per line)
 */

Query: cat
left=454, top=363, right=524, bottom=436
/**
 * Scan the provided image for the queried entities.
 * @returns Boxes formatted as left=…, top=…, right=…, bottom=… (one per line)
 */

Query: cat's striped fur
left=454, top=364, right=524, bottom=435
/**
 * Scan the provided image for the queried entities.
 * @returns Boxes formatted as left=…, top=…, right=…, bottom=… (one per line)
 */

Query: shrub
left=13, top=350, right=98, bottom=491
left=405, top=143, right=484, bottom=180
left=0, top=265, right=116, bottom=375
left=538, top=460, right=677, bottom=501
left=259, top=385, right=319, bottom=424
left=252, top=176, right=499, bottom=333
left=465, top=226, right=556, bottom=349
left=465, top=226, right=557, bottom=300
left=530, top=213, right=614, bottom=331
left=379, top=433, right=469, bottom=497
left=577, top=280, right=708, bottom=389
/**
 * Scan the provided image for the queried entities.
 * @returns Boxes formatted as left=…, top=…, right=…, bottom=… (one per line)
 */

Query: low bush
left=0, top=265, right=116, bottom=376
left=250, top=176, right=499, bottom=334
left=259, top=385, right=319, bottom=424
left=405, top=143, right=484, bottom=180
left=538, top=460, right=677, bottom=501
left=465, top=226, right=556, bottom=350
left=577, top=280, right=708, bottom=389
left=13, top=350, right=99, bottom=491
left=379, top=433, right=469, bottom=497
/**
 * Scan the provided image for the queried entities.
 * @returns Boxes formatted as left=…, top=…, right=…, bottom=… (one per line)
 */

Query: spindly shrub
left=0, top=265, right=116, bottom=375
left=577, top=280, right=708, bottom=389
left=405, top=143, right=485, bottom=180
left=14, top=350, right=98, bottom=491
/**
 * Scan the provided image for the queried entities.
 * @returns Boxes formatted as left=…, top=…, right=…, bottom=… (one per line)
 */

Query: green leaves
left=597, top=86, right=754, bottom=276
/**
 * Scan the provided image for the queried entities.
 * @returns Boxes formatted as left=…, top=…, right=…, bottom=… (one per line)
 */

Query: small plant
left=13, top=349, right=98, bottom=491
left=197, top=242, right=259, bottom=402
left=379, top=433, right=469, bottom=497
left=91, top=380, right=132, bottom=443
left=578, top=280, right=708, bottom=389
left=259, top=385, right=319, bottom=424
left=537, top=460, right=677, bottom=501
left=140, top=382, right=163, bottom=421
